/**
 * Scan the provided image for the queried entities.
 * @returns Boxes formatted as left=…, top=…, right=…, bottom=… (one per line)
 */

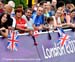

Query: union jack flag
left=57, top=28, right=70, bottom=46
left=7, top=30, right=19, bottom=51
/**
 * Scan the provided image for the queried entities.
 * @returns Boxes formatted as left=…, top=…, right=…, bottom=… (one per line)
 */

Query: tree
left=13, top=0, right=28, bottom=9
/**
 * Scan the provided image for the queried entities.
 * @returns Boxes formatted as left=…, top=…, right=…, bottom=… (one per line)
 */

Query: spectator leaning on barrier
left=0, top=13, right=12, bottom=37
left=43, top=17, right=55, bottom=31
left=22, top=8, right=34, bottom=30
left=52, top=9, right=62, bottom=28
left=52, top=8, right=67, bottom=28
left=32, top=6, right=45, bottom=31
left=14, top=8, right=29, bottom=33
left=3, top=4, right=15, bottom=29
left=58, top=7, right=64, bottom=22
left=22, top=8, right=35, bottom=35
left=67, top=9, right=75, bottom=28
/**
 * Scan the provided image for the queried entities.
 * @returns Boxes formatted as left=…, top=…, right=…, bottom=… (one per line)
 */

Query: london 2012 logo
left=42, top=28, right=75, bottom=59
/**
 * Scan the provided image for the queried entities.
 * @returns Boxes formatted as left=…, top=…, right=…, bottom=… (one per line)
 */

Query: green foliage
left=4, top=0, right=28, bottom=9
left=20, top=0, right=28, bottom=9
left=13, top=0, right=20, bottom=8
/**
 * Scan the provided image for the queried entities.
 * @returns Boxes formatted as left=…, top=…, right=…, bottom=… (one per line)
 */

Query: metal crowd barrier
left=0, top=28, right=75, bottom=62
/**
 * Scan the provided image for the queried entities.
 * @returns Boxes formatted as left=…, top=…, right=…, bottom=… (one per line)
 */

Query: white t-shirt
left=22, top=15, right=34, bottom=30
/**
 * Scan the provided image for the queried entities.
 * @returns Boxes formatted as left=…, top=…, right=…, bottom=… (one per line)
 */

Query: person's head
left=40, top=1, right=44, bottom=6
left=70, top=4, right=75, bottom=11
left=57, top=1, right=65, bottom=9
left=46, top=1, right=51, bottom=10
left=25, top=8, right=32, bottom=18
left=65, top=0, right=71, bottom=9
left=71, top=9, right=75, bottom=18
left=32, top=4, right=37, bottom=11
left=56, top=9, right=62, bottom=17
left=8, top=1, right=15, bottom=8
left=51, top=0, right=57, bottom=6
left=0, top=1, right=4, bottom=9
left=37, top=6, right=43, bottom=16
left=4, top=4, right=12, bottom=14
left=43, top=1, right=47, bottom=9
left=47, top=17, right=54, bottom=24
left=17, top=4, right=23, bottom=10
left=0, top=13, right=9, bottom=24
left=58, top=7, right=64, bottom=14
left=15, top=8, right=23, bottom=18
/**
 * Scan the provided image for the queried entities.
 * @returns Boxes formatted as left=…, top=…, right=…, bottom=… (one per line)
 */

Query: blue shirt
left=32, top=14, right=44, bottom=26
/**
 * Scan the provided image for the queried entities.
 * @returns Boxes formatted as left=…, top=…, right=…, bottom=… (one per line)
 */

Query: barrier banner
left=0, top=29, right=75, bottom=62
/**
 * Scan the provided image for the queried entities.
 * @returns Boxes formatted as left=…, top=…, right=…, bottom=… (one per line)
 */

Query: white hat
left=8, top=1, right=15, bottom=8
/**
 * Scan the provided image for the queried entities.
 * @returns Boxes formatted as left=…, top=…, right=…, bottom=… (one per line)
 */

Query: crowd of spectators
left=0, top=0, right=75, bottom=37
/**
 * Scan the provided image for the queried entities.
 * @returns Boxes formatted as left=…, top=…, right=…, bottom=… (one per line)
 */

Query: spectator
left=65, top=0, right=72, bottom=14
left=8, top=1, right=15, bottom=17
left=0, top=13, right=12, bottom=37
left=32, top=4, right=37, bottom=14
left=47, top=1, right=55, bottom=16
left=51, top=0, right=57, bottom=12
left=70, top=3, right=75, bottom=11
left=0, top=1, right=4, bottom=15
left=67, top=9, right=75, bottom=27
left=43, top=1, right=49, bottom=18
left=52, top=9, right=67, bottom=28
left=22, top=8, right=34, bottom=30
left=51, top=0, right=57, bottom=8
left=43, top=1, right=53, bottom=17
left=57, top=1, right=65, bottom=9
left=14, top=8, right=29, bottom=33
left=3, top=4, right=16, bottom=30
left=42, top=1, right=47, bottom=9
left=46, top=1, right=51, bottom=12
left=16, top=4, right=23, bottom=10
left=3, top=4, right=12, bottom=15
left=32, top=6, right=44, bottom=31
left=22, top=8, right=34, bottom=35
left=43, top=17, right=55, bottom=31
